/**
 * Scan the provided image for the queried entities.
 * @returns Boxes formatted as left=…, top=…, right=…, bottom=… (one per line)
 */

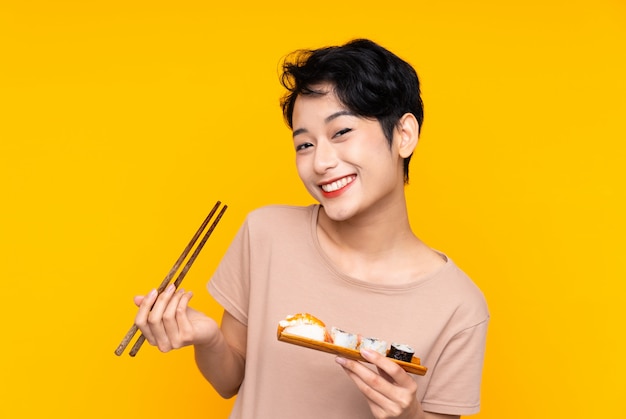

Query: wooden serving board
left=277, top=329, right=427, bottom=376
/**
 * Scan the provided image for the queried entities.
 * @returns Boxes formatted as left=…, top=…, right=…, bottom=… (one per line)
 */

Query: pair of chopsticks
left=114, top=201, right=227, bottom=357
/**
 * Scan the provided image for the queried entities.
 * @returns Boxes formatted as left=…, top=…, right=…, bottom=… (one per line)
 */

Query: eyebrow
left=292, top=110, right=356, bottom=138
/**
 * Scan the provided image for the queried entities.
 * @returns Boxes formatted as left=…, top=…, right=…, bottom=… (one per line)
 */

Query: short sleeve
left=421, top=318, right=489, bottom=415
left=207, top=217, right=251, bottom=326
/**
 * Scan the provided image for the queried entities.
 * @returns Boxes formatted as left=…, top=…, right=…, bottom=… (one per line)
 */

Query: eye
left=333, top=128, right=352, bottom=138
left=295, top=142, right=313, bottom=152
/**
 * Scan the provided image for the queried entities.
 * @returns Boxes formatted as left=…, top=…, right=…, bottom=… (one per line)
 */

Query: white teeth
left=321, top=176, right=354, bottom=192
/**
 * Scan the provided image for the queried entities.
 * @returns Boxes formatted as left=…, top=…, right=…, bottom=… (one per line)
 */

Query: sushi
left=358, top=337, right=388, bottom=355
left=277, top=313, right=427, bottom=375
left=330, top=327, right=359, bottom=350
left=278, top=314, right=416, bottom=364
left=387, top=343, right=415, bottom=362
left=278, top=313, right=331, bottom=342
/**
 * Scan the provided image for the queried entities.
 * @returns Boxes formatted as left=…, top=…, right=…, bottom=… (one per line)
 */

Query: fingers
left=336, top=355, right=393, bottom=410
left=336, top=349, right=418, bottom=418
left=162, top=288, right=194, bottom=348
left=134, top=284, right=192, bottom=352
left=171, top=291, right=196, bottom=345
left=133, top=295, right=144, bottom=307
left=134, top=288, right=159, bottom=344
left=147, top=284, right=177, bottom=351
left=361, top=349, right=416, bottom=388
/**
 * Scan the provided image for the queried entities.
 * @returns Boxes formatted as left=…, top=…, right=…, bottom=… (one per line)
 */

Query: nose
left=313, top=138, right=338, bottom=174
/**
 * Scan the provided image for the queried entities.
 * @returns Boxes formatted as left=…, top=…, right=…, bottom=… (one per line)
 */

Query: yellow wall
left=1, top=1, right=624, bottom=417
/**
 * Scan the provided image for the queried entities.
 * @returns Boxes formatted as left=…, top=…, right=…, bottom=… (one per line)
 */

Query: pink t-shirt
left=209, top=205, right=489, bottom=418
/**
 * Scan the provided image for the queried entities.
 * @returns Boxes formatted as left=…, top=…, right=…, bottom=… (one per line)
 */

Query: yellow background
left=1, top=1, right=624, bottom=418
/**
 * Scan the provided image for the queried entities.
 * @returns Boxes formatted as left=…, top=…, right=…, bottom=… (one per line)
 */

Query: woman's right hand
left=134, top=284, right=220, bottom=352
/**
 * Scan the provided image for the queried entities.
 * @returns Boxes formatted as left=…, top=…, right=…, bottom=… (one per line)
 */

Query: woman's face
left=291, top=84, right=407, bottom=222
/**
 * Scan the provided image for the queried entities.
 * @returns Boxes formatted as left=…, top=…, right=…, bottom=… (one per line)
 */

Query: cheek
left=295, top=157, right=318, bottom=194
left=354, top=144, right=392, bottom=170
left=294, top=156, right=307, bottom=179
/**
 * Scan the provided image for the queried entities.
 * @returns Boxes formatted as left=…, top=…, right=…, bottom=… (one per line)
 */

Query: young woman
left=134, top=39, right=489, bottom=419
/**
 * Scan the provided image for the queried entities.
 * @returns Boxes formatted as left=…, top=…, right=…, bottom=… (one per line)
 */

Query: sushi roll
left=358, top=337, right=388, bottom=355
left=330, top=327, right=359, bottom=349
left=387, top=343, right=414, bottom=362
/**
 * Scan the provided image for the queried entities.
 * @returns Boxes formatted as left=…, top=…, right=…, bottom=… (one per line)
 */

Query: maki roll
left=387, top=343, right=414, bottom=362
left=359, top=337, right=388, bottom=355
left=330, top=327, right=359, bottom=349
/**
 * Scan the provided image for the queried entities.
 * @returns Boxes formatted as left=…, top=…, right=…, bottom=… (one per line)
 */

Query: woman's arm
left=194, top=310, right=247, bottom=398
left=336, top=348, right=459, bottom=419
left=134, top=285, right=247, bottom=398
left=424, top=413, right=459, bottom=419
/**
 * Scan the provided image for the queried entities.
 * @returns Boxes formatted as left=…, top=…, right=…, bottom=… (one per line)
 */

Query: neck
left=317, top=199, right=415, bottom=255
left=314, top=197, right=445, bottom=285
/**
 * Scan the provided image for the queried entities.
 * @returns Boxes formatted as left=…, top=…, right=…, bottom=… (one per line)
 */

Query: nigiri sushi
left=278, top=313, right=331, bottom=342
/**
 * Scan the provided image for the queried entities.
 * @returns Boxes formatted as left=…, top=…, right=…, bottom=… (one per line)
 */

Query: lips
left=320, top=175, right=356, bottom=193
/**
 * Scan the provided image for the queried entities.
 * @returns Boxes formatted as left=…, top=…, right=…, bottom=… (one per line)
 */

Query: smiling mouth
left=320, top=175, right=356, bottom=193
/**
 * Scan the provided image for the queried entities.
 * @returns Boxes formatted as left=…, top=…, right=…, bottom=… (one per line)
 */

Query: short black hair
left=280, top=38, right=424, bottom=183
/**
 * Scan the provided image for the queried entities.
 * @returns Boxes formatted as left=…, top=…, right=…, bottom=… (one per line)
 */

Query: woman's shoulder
left=438, top=257, right=490, bottom=322
left=245, top=204, right=318, bottom=230
left=248, top=203, right=315, bottom=218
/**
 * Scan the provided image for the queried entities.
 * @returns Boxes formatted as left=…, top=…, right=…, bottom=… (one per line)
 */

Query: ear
left=396, top=113, right=419, bottom=158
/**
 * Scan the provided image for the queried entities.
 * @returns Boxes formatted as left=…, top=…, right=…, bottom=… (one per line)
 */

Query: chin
left=320, top=204, right=356, bottom=222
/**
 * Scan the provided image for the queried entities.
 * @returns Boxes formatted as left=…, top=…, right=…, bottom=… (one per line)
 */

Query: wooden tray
left=277, top=329, right=427, bottom=376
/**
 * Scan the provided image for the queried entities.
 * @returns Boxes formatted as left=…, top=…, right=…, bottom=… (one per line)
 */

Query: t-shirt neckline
left=308, top=204, right=451, bottom=291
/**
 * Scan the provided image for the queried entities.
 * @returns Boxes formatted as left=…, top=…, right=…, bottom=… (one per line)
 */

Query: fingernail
left=166, top=284, right=175, bottom=293
left=360, top=348, right=374, bottom=359
left=335, top=357, right=346, bottom=365
left=149, top=289, right=158, bottom=298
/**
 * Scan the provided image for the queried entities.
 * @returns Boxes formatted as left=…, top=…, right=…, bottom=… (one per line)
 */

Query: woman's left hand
left=336, top=348, right=424, bottom=419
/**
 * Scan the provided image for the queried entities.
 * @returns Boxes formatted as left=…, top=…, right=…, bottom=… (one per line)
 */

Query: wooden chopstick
left=127, top=203, right=227, bottom=356
left=114, top=201, right=227, bottom=356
